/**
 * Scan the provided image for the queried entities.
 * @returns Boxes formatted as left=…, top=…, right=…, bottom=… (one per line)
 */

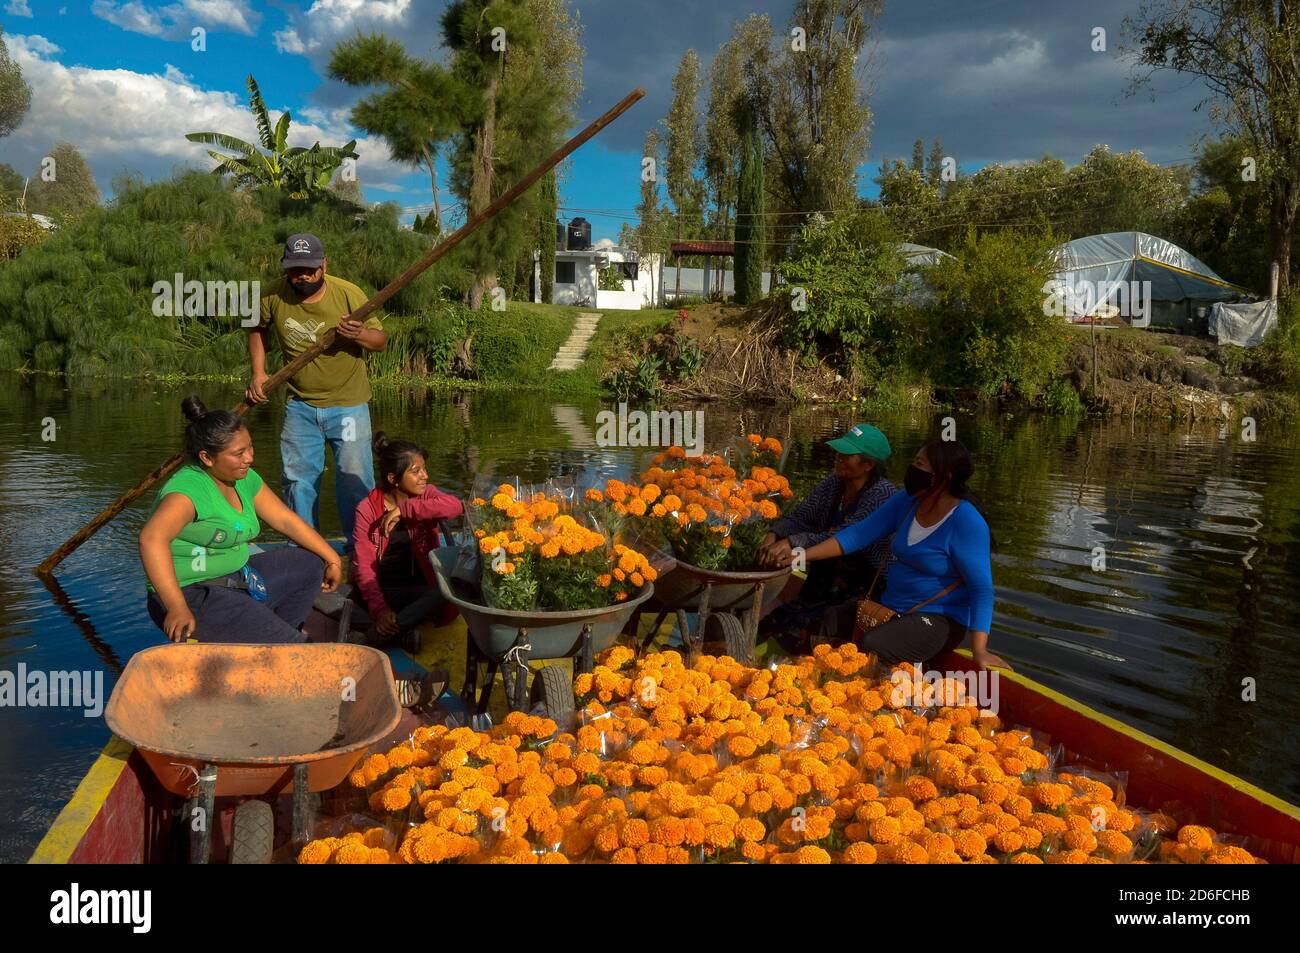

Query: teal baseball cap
left=827, top=423, right=891, bottom=462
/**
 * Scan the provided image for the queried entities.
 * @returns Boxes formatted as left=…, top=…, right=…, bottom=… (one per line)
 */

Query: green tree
left=741, top=1, right=878, bottom=248
left=926, top=136, right=945, bottom=189
left=1125, top=1, right=1300, bottom=293
left=0, top=161, right=22, bottom=211
left=187, top=75, right=358, bottom=199
left=25, top=143, right=101, bottom=218
left=733, top=100, right=766, bottom=305
left=328, top=34, right=467, bottom=235
left=911, top=138, right=925, bottom=174
left=412, top=212, right=442, bottom=237
left=1060, top=145, right=1189, bottom=238
left=777, top=207, right=902, bottom=354
left=538, top=169, right=557, bottom=303
left=441, top=0, right=574, bottom=309
left=665, top=49, right=705, bottom=241
left=0, top=27, right=31, bottom=139
left=874, top=159, right=942, bottom=241
left=634, top=130, right=664, bottom=256
left=1166, top=135, right=1271, bottom=289
left=924, top=228, right=1065, bottom=401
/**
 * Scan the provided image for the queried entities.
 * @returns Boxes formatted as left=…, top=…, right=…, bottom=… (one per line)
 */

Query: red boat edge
left=29, top=647, right=1300, bottom=864
left=934, top=649, right=1300, bottom=864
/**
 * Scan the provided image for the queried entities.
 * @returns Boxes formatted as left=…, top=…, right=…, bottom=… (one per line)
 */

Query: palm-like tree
left=187, top=75, right=358, bottom=199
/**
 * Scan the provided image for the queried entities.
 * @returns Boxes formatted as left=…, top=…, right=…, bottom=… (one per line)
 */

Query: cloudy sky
left=1, top=0, right=1216, bottom=240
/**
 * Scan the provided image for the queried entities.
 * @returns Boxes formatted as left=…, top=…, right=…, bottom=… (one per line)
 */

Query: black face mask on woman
left=904, top=464, right=934, bottom=496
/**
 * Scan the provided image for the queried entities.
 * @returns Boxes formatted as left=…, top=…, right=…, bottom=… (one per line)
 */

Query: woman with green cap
left=757, top=423, right=897, bottom=653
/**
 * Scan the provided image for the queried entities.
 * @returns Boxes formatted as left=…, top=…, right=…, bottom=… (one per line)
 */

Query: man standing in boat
left=245, top=234, right=387, bottom=550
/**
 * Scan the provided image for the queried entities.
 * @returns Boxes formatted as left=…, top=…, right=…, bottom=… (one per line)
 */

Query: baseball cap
left=282, top=233, right=325, bottom=269
left=826, top=423, right=891, bottom=462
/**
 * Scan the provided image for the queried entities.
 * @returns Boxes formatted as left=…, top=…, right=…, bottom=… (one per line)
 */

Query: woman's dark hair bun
left=372, top=431, right=390, bottom=455
left=182, top=394, right=245, bottom=463
left=181, top=394, right=209, bottom=423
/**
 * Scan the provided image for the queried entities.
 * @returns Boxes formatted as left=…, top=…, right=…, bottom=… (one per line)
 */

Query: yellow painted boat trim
left=29, top=735, right=134, bottom=864
left=952, top=649, right=1300, bottom=820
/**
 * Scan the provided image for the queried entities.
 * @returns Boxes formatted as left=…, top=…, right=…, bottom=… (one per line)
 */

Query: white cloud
left=273, top=27, right=306, bottom=55
left=162, top=63, right=193, bottom=86
left=952, top=34, right=1049, bottom=92
left=6, top=0, right=33, bottom=17
left=91, top=0, right=261, bottom=40
left=17, top=34, right=60, bottom=55
left=275, top=0, right=414, bottom=57
left=179, top=0, right=258, bottom=35
left=3, top=34, right=416, bottom=195
left=90, top=0, right=166, bottom=37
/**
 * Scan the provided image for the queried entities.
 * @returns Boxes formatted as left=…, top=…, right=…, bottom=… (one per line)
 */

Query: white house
left=533, top=240, right=663, bottom=309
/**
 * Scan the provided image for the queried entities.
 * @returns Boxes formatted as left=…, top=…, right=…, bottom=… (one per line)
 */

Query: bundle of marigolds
left=585, top=434, right=793, bottom=572
left=298, top=645, right=1263, bottom=864
left=466, top=484, right=656, bottom=611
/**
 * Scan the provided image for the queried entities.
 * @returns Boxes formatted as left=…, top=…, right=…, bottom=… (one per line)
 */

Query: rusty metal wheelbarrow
left=628, top=550, right=790, bottom=664
left=429, top=546, right=653, bottom=718
left=105, top=643, right=401, bottom=864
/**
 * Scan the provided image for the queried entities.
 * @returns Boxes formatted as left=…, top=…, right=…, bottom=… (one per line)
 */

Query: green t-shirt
left=256, top=274, right=384, bottom=407
left=148, top=464, right=264, bottom=590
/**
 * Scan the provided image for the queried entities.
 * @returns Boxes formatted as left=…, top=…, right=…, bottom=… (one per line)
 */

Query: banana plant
left=186, top=75, right=359, bottom=199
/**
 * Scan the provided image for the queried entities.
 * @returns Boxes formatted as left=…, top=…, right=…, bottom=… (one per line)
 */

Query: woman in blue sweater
left=784, top=438, right=1007, bottom=670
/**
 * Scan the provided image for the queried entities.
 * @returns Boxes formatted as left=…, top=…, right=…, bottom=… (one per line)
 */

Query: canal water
left=1, top=373, right=1297, bottom=860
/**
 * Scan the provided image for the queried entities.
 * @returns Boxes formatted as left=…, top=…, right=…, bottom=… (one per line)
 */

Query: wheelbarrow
left=105, top=643, right=401, bottom=864
left=628, top=551, right=791, bottom=665
left=429, top=546, right=653, bottom=719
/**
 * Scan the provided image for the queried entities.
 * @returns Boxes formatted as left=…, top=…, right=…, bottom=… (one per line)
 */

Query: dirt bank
left=1062, top=327, right=1289, bottom=420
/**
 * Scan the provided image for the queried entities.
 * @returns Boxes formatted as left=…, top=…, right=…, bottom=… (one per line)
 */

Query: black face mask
left=904, top=464, right=934, bottom=497
left=289, top=275, right=325, bottom=298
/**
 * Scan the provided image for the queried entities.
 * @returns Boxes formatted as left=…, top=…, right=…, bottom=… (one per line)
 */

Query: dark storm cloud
left=294, top=0, right=1217, bottom=168
left=568, top=0, right=1216, bottom=165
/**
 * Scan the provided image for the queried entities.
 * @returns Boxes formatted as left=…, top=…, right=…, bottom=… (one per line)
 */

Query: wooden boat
left=32, top=633, right=1299, bottom=863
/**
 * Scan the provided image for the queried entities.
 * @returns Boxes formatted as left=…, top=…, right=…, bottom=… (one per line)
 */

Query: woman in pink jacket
left=349, top=431, right=463, bottom=650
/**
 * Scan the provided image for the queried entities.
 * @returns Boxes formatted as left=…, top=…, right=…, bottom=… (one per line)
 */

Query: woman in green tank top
left=139, top=395, right=343, bottom=642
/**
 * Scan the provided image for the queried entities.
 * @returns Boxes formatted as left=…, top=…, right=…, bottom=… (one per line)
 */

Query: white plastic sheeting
left=1210, top=300, right=1277, bottom=348
left=1046, top=231, right=1247, bottom=327
left=896, top=243, right=954, bottom=305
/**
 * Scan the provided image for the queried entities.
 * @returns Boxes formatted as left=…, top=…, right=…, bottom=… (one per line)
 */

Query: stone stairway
left=548, top=311, right=601, bottom=371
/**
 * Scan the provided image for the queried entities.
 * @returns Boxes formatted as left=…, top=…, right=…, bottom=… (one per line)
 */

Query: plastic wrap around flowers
left=586, top=434, right=795, bottom=572
left=297, top=646, right=1263, bottom=865
left=467, top=483, right=657, bottom=612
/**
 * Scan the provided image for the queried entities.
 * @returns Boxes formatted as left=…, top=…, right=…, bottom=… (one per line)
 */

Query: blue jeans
left=281, top=398, right=375, bottom=543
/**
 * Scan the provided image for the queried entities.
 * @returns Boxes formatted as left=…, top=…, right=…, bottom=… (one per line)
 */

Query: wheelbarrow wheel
left=530, top=664, right=574, bottom=721
left=230, top=799, right=274, bottom=865
left=703, top=613, right=751, bottom=665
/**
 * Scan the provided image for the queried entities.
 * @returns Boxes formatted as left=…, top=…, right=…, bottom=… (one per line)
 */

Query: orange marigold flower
left=843, top=842, right=878, bottom=864
left=869, top=816, right=902, bottom=844
left=297, top=840, right=334, bottom=864
left=795, top=845, right=832, bottom=864
left=1176, top=825, right=1215, bottom=851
